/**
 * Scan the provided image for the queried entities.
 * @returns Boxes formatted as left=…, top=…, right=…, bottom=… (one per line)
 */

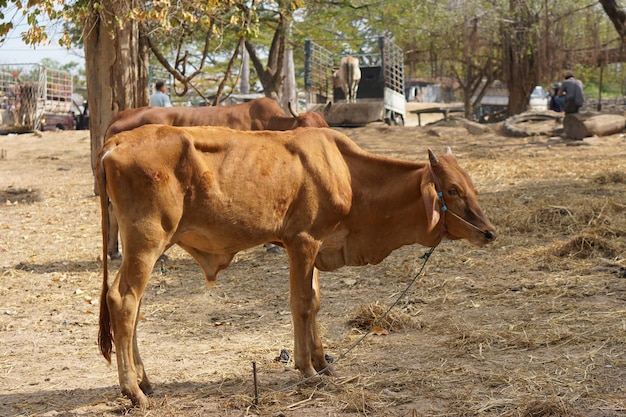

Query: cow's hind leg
left=107, top=202, right=121, bottom=259
left=133, top=299, right=153, bottom=395
left=108, top=251, right=159, bottom=408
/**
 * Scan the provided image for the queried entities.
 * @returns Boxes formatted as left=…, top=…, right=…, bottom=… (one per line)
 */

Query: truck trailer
left=304, top=37, right=406, bottom=126
left=0, top=64, right=75, bottom=134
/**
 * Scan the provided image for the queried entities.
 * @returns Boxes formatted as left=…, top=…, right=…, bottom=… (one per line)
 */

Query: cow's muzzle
left=444, top=208, right=496, bottom=244
left=483, top=229, right=496, bottom=242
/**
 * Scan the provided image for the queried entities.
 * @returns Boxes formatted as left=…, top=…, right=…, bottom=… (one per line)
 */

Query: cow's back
left=104, top=98, right=286, bottom=139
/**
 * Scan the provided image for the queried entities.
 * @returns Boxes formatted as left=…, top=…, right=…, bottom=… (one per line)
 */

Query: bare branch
left=212, top=37, right=244, bottom=106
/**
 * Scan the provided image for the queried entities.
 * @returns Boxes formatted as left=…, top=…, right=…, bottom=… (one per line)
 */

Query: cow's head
left=421, top=148, right=496, bottom=246
left=288, top=102, right=331, bottom=128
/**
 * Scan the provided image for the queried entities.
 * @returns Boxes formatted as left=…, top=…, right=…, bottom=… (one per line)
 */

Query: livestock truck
left=0, top=64, right=76, bottom=134
left=304, top=36, right=406, bottom=126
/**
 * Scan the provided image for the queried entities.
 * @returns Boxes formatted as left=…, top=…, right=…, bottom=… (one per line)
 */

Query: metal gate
left=304, top=40, right=335, bottom=105
left=0, top=64, right=73, bottom=134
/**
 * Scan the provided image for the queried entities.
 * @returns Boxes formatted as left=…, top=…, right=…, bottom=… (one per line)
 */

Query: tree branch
left=212, top=37, right=244, bottom=106
left=599, top=0, right=626, bottom=44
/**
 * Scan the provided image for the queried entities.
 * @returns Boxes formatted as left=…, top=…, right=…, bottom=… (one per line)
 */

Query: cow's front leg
left=287, top=242, right=330, bottom=378
left=309, top=267, right=334, bottom=375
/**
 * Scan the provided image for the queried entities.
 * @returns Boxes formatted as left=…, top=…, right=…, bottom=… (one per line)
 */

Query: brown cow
left=97, top=125, right=496, bottom=407
left=104, top=97, right=330, bottom=139
left=104, top=97, right=331, bottom=259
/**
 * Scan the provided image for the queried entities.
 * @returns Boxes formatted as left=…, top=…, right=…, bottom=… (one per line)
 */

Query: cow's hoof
left=108, top=252, right=122, bottom=260
left=322, top=365, right=338, bottom=377
left=314, top=358, right=336, bottom=376
left=302, top=372, right=323, bottom=384
left=265, top=244, right=281, bottom=254
left=139, top=379, right=154, bottom=395
left=124, top=390, right=150, bottom=410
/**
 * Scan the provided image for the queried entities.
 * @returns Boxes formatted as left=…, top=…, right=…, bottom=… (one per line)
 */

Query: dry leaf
left=371, top=326, right=390, bottom=336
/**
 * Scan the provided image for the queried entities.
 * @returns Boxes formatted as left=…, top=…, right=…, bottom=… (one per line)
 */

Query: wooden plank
left=409, top=106, right=464, bottom=126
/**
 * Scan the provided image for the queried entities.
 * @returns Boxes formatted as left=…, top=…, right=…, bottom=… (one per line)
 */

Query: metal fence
left=0, top=64, right=73, bottom=133
left=304, top=40, right=335, bottom=105
left=380, top=37, right=404, bottom=96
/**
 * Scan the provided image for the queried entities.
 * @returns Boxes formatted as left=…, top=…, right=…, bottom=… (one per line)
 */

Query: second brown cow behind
left=105, top=97, right=330, bottom=139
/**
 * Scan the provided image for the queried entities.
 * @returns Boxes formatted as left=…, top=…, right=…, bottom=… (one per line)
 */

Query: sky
left=0, top=36, right=84, bottom=67
left=0, top=11, right=85, bottom=68
left=0, top=37, right=84, bottom=67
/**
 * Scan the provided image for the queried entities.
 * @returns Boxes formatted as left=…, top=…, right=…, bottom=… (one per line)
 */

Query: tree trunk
left=501, top=0, right=539, bottom=116
left=83, top=0, right=149, bottom=194
left=564, top=113, right=626, bottom=139
left=281, top=48, right=297, bottom=112
left=241, top=48, right=250, bottom=94
left=245, top=9, right=289, bottom=101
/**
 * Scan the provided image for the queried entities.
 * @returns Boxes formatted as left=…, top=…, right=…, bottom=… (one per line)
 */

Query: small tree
left=245, top=11, right=288, bottom=102
left=501, top=0, right=541, bottom=116
left=451, top=15, right=501, bottom=118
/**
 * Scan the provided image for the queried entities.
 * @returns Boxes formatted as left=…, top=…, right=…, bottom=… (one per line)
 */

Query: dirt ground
left=1, top=116, right=625, bottom=416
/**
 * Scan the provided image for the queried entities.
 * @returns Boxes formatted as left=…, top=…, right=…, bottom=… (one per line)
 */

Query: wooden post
left=598, top=62, right=604, bottom=112
left=252, top=361, right=259, bottom=405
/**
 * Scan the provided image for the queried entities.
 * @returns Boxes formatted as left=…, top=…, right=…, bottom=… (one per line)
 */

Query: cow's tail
left=96, top=150, right=113, bottom=364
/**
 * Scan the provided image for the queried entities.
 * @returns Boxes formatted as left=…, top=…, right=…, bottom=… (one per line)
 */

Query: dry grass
left=348, top=302, right=419, bottom=332
left=551, top=230, right=623, bottom=259
left=594, top=171, right=626, bottom=185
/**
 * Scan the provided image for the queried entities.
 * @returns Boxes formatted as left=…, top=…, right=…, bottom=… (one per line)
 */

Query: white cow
left=339, top=56, right=361, bottom=103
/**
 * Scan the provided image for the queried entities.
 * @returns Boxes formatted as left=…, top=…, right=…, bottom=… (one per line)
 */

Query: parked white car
left=529, top=86, right=550, bottom=111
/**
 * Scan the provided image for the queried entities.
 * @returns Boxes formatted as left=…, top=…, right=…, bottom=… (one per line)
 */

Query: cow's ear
left=421, top=180, right=440, bottom=233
